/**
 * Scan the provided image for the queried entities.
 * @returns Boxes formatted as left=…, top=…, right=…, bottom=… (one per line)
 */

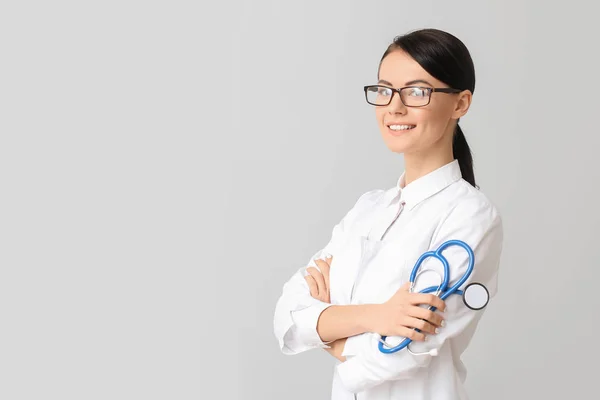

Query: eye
left=377, top=87, right=392, bottom=96
left=407, top=87, right=427, bottom=97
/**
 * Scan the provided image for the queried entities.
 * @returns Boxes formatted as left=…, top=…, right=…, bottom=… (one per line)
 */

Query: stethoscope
left=377, top=239, right=489, bottom=356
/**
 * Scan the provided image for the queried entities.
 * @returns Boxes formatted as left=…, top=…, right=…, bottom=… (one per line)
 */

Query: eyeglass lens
left=365, top=86, right=430, bottom=106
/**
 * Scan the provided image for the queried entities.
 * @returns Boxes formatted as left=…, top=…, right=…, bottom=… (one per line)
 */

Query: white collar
left=381, top=159, right=463, bottom=210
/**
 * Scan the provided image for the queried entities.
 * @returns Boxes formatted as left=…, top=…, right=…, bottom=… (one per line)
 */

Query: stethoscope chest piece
left=462, top=282, right=489, bottom=310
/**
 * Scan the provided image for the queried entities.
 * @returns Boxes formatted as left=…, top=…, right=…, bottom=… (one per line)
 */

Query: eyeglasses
left=363, top=85, right=462, bottom=107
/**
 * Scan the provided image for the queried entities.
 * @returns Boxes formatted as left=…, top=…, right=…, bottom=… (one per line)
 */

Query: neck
left=403, top=147, right=454, bottom=186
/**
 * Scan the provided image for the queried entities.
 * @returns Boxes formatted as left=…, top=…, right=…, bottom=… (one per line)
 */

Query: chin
left=381, top=135, right=414, bottom=154
left=384, top=144, right=410, bottom=154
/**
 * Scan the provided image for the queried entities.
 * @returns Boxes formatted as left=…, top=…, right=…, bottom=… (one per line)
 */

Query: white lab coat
left=273, top=160, right=504, bottom=400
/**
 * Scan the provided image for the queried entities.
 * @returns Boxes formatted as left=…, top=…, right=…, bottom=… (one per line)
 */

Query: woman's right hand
left=369, top=282, right=447, bottom=342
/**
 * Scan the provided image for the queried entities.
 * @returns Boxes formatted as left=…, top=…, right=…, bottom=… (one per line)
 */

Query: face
left=375, top=50, right=471, bottom=155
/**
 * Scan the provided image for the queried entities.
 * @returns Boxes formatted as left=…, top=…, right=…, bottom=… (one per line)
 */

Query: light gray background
left=1, top=1, right=598, bottom=399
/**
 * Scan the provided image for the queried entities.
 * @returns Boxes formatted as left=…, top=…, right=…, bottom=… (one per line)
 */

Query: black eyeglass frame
left=363, top=85, right=463, bottom=107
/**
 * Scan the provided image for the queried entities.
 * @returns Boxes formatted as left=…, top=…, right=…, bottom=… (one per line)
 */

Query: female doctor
left=273, top=28, right=504, bottom=400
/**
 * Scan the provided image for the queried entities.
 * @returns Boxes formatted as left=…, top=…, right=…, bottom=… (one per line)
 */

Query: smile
left=389, top=124, right=416, bottom=131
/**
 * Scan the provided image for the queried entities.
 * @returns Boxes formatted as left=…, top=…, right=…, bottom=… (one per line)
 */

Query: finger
left=304, top=275, right=318, bottom=297
left=401, top=315, right=439, bottom=334
left=399, top=326, right=427, bottom=342
left=314, top=259, right=331, bottom=288
left=307, top=267, right=327, bottom=297
left=409, top=292, right=446, bottom=312
left=407, top=305, right=445, bottom=327
left=314, top=258, right=330, bottom=271
left=320, top=255, right=333, bottom=272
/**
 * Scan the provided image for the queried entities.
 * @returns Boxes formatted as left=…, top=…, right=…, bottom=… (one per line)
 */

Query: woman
left=273, top=28, right=504, bottom=400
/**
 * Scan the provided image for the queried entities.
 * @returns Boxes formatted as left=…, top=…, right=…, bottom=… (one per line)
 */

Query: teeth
left=389, top=124, right=416, bottom=131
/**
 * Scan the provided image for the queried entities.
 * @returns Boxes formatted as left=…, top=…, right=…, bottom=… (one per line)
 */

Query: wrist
left=357, top=303, right=379, bottom=333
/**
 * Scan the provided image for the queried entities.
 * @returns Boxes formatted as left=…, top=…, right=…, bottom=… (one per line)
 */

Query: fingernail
left=441, top=320, right=446, bottom=327
left=424, top=335, right=428, bottom=341
left=435, top=328, right=440, bottom=334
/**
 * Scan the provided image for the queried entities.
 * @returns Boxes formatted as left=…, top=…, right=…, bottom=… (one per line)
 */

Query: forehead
left=378, top=50, right=441, bottom=86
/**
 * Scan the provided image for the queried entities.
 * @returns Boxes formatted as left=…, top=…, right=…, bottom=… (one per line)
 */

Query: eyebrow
left=378, top=79, right=433, bottom=87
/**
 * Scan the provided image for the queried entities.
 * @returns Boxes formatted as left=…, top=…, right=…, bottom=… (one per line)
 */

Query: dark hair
left=378, top=28, right=478, bottom=188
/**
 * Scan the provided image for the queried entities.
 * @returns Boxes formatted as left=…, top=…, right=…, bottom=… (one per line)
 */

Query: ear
left=451, top=90, right=472, bottom=119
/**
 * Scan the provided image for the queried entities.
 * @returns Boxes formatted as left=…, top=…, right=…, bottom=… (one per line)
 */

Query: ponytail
left=453, top=124, right=477, bottom=189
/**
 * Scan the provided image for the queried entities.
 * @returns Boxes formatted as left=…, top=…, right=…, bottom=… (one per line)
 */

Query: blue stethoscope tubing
left=378, top=239, right=474, bottom=354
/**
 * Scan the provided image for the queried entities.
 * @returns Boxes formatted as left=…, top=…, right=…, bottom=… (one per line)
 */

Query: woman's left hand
left=325, top=338, right=347, bottom=362
left=305, top=255, right=333, bottom=303
left=305, top=255, right=347, bottom=362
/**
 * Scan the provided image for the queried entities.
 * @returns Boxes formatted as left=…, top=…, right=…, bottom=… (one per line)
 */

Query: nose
left=387, top=90, right=407, bottom=114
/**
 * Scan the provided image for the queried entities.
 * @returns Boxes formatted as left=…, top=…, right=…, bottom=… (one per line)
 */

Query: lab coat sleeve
left=336, top=198, right=504, bottom=393
left=273, top=189, right=383, bottom=355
